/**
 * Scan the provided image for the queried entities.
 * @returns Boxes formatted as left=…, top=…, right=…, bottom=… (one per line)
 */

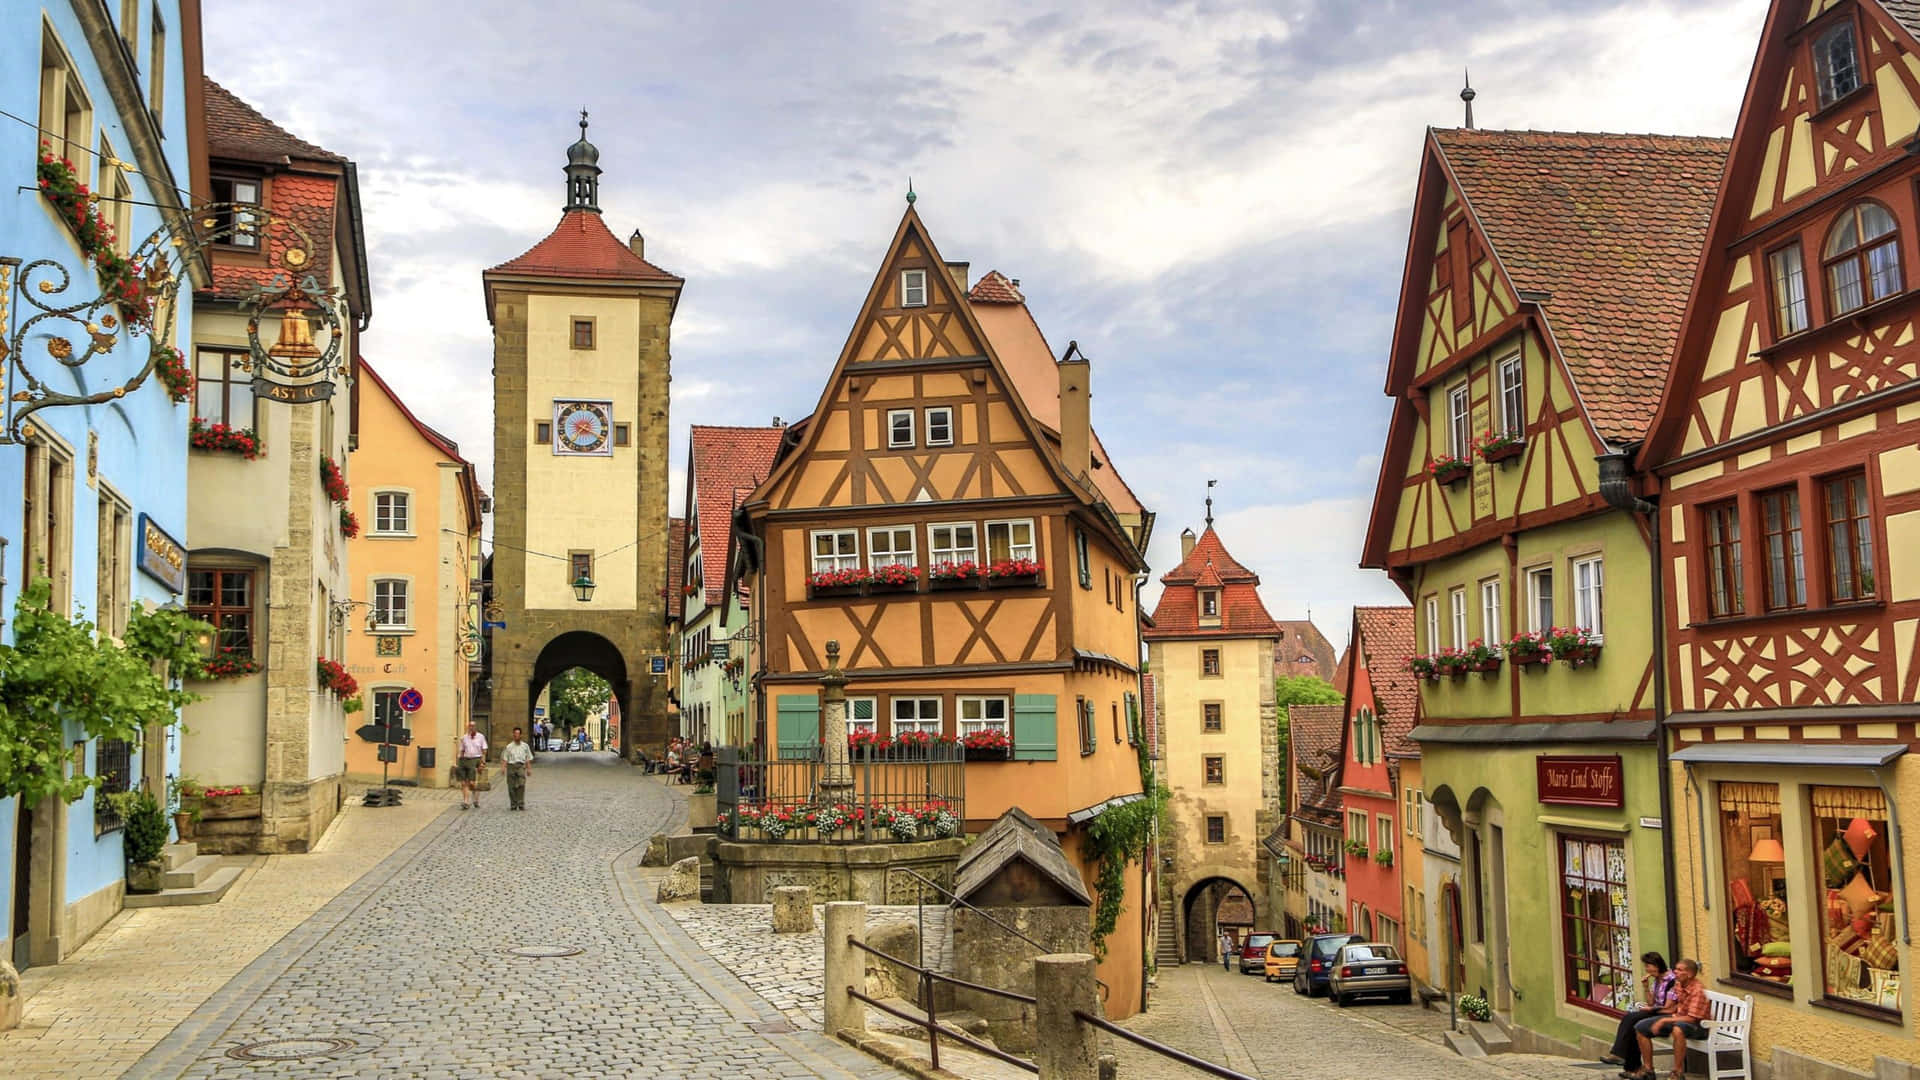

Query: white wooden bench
left=1649, top=990, right=1752, bottom=1080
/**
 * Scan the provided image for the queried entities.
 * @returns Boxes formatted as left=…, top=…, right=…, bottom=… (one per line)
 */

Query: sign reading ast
left=252, top=378, right=335, bottom=404
left=137, top=514, right=186, bottom=593
left=1536, top=754, right=1625, bottom=808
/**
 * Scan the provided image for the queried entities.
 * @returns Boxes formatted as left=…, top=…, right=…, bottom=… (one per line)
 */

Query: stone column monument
left=818, top=640, right=852, bottom=797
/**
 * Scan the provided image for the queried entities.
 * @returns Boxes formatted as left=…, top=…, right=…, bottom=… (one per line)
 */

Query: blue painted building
left=1, top=0, right=203, bottom=971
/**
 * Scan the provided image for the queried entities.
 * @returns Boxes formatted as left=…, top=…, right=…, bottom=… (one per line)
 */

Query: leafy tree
left=1275, top=674, right=1343, bottom=709
left=547, top=667, right=611, bottom=733
left=0, top=579, right=206, bottom=808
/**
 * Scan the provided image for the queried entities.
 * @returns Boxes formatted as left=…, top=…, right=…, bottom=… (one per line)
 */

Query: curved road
left=125, top=753, right=896, bottom=1080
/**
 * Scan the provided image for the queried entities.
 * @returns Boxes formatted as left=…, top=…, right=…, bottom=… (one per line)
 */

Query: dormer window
left=1200, top=590, right=1220, bottom=619
left=1824, top=201, right=1902, bottom=315
left=901, top=269, right=928, bottom=307
left=1812, top=19, right=1861, bottom=108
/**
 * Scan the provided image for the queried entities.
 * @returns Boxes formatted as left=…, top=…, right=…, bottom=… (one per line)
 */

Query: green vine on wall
left=1084, top=781, right=1169, bottom=957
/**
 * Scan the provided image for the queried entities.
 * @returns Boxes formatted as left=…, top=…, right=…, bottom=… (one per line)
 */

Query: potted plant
left=1407, top=653, right=1442, bottom=682
left=1547, top=625, right=1602, bottom=668
left=1461, top=638, right=1503, bottom=675
left=1345, top=838, right=1369, bottom=857
left=961, top=727, right=1013, bottom=760
left=1474, top=429, right=1525, bottom=465
left=927, top=560, right=985, bottom=590
left=1504, top=630, right=1554, bottom=669
left=1459, top=993, right=1493, bottom=1022
left=869, top=562, right=922, bottom=593
left=892, top=729, right=934, bottom=757
left=985, top=557, right=1045, bottom=588
left=316, top=657, right=358, bottom=699
left=1427, top=453, right=1472, bottom=485
left=167, top=775, right=202, bottom=841
left=109, top=790, right=169, bottom=894
left=1430, top=647, right=1471, bottom=679
left=319, top=456, right=350, bottom=503
left=189, top=418, right=263, bottom=459
left=1374, top=848, right=1394, bottom=868
left=339, top=507, right=360, bottom=539
left=806, top=567, right=871, bottom=597
left=687, top=784, right=718, bottom=830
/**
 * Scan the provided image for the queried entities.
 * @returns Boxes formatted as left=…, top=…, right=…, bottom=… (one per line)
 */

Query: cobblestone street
left=108, top=754, right=896, bottom=1080
left=1118, top=964, right=1604, bottom=1080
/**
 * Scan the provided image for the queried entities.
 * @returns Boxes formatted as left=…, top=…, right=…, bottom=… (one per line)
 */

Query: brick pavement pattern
left=116, top=753, right=896, bottom=1080
left=0, top=787, right=447, bottom=1080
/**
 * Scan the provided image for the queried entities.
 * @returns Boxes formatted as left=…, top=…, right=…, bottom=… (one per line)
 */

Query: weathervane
left=1461, top=69, right=1476, bottom=129
left=1205, top=478, right=1216, bottom=528
left=906, top=177, right=916, bottom=206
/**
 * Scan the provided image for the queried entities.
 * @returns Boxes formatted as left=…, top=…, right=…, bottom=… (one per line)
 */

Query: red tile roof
left=1352, top=606, right=1418, bottom=757
left=1145, top=527, right=1279, bottom=639
left=666, top=517, right=687, bottom=620
left=1273, top=620, right=1337, bottom=683
left=1433, top=129, right=1727, bottom=442
left=690, top=426, right=783, bottom=608
left=1289, top=703, right=1346, bottom=823
left=968, top=270, right=1025, bottom=304
left=203, top=78, right=342, bottom=163
left=488, top=210, right=682, bottom=282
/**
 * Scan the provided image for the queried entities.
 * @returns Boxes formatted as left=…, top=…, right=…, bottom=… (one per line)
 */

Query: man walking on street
left=456, top=721, right=488, bottom=810
left=502, top=727, right=534, bottom=811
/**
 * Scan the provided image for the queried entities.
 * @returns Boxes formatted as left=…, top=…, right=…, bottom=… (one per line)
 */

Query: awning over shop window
left=1671, top=744, right=1906, bottom=768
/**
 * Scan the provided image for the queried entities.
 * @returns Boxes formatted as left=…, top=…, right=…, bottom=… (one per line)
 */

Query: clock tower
left=482, top=114, right=681, bottom=758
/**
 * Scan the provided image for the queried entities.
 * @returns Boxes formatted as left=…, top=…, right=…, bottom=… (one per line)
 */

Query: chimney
left=1180, top=528, right=1197, bottom=560
left=1058, top=341, right=1090, bottom=482
left=945, top=261, right=969, bottom=295
left=629, top=230, right=645, bottom=259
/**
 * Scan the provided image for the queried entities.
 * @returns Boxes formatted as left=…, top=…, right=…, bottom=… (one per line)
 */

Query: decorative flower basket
left=807, top=567, right=871, bottom=597
left=1407, top=654, right=1443, bottom=682
left=1428, top=455, right=1472, bottom=486
left=190, top=418, right=262, bottom=460
left=316, top=656, right=358, bottom=699
left=1474, top=429, right=1525, bottom=465
left=37, top=143, right=152, bottom=329
left=1459, top=994, right=1492, bottom=1022
left=928, top=561, right=986, bottom=590
left=962, top=728, right=1013, bottom=760
left=1504, top=632, right=1554, bottom=669
left=1461, top=639, right=1503, bottom=675
left=320, top=456, right=350, bottom=504
left=155, top=345, right=192, bottom=403
left=339, top=507, right=360, bottom=539
left=1546, top=626, right=1602, bottom=668
left=986, top=557, right=1046, bottom=588
left=868, top=564, right=922, bottom=593
left=1430, top=648, right=1471, bottom=679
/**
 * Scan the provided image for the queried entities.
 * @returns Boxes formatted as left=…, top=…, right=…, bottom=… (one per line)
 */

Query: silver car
left=1327, top=942, right=1411, bottom=1006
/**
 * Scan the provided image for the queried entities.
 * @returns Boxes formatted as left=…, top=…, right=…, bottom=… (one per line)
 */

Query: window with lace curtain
left=1559, top=834, right=1633, bottom=1015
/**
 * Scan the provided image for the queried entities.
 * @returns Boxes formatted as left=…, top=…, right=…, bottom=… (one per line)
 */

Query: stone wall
left=709, top=839, right=965, bottom=905
left=950, top=905, right=1091, bottom=1054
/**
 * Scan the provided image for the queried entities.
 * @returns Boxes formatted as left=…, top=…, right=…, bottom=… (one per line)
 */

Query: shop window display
left=1719, top=782, right=1792, bottom=986
left=1810, top=785, right=1899, bottom=1014
left=1560, top=834, right=1634, bottom=1014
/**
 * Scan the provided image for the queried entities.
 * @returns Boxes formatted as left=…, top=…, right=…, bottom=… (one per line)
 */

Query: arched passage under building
left=1182, top=876, right=1257, bottom=965
left=529, top=631, right=631, bottom=760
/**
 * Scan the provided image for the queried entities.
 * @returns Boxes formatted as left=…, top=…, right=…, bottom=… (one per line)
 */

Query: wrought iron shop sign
left=1536, top=754, right=1624, bottom=808
left=137, top=513, right=186, bottom=593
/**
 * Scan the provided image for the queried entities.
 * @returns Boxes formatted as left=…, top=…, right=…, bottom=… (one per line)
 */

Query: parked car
left=1237, top=932, right=1277, bottom=974
left=545, top=737, right=566, bottom=752
left=1293, top=932, right=1363, bottom=997
left=1326, top=942, right=1412, bottom=1007
left=1262, top=938, right=1304, bottom=983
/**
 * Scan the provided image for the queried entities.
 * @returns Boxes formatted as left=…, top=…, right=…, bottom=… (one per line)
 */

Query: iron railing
left=1071, top=1010, right=1259, bottom=1080
left=715, top=745, right=963, bottom=844
left=844, top=936, right=1038, bottom=1074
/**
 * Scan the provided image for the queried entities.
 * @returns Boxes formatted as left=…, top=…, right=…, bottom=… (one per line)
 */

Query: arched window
left=1824, top=201, right=1903, bottom=316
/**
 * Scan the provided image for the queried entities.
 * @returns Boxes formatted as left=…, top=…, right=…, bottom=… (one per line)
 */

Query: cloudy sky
left=207, top=0, right=1763, bottom=651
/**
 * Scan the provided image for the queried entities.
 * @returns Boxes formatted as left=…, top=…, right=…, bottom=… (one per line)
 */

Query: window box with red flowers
left=985, top=557, right=1045, bottom=588
left=1407, top=654, right=1443, bottom=682
left=189, top=418, right=262, bottom=460
left=1504, top=630, right=1554, bottom=669
left=1459, top=639, right=1503, bottom=675
left=320, top=456, right=350, bottom=504
left=155, top=345, right=192, bottom=404
left=1475, top=429, right=1525, bottom=465
left=806, top=567, right=871, bottom=597
left=316, top=657, right=358, bottom=699
left=339, top=507, right=360, bottom=539
left=37, top=142, right=151, bottom=330
left=928, top=560, right=986, bottom=590
left=1428, top=454, right=1472, bottom=486
left=848, top=729, right=893, bottom=756
left=196, top=648, right=261, bottom=680
left=196, top=786, right=260, bottom=822
left=962, top=727, right=1012, bottom=761
left=1546, top=625, right=1602, bottom=668
left=868, top=563, right=922, bottom=593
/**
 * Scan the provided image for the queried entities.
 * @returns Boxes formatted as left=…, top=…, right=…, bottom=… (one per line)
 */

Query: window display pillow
left=1760, top=942, right=1793, bottom=958
left=1859, top=936, right=1897, bottom=971
left=1838, top=872, right=1879, bottom=923
left=1843, top=816, right=1878, bottom=861
left=1823, top=838, right=1860, bottom=889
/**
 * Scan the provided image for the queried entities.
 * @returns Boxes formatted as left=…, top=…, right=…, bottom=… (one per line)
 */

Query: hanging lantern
left=573, top=573, right=596, bottom=603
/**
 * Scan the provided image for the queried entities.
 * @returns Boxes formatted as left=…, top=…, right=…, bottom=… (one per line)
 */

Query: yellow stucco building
left=343, top=361, right=485, bottom=788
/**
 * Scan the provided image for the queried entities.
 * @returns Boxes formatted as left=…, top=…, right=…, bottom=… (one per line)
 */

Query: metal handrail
left=845, top=986, right=1038, bottom=1074
left=885, top=865, right=1110, bottom=999
left=846, top=937, right=1037, bottom=1005
left=1072, top=1009, right=1258, bottom=1080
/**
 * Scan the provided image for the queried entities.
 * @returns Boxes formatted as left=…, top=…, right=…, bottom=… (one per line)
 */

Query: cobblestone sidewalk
left=0, top=788, right=448, bottom=1080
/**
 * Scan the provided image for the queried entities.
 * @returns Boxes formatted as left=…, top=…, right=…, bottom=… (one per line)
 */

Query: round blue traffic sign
left=398, top=688, right=424, bottom=713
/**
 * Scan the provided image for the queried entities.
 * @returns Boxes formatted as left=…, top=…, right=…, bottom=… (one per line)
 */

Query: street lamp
left=159, top=601, right=217, bottom=663
left=572, top=573, right=596, bottom=603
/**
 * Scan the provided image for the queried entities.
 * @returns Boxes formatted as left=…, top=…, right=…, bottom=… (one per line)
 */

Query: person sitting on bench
left=1631, top=957, right=1710, bottom=1080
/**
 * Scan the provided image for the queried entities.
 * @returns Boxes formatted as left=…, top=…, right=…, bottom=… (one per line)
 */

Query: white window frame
left=1449, top=586, right=1467, bottom=647
left=847, top=696, right=877, bottom=736
left=1526, top=566, right=1554, bottom=633
left=1348, top=809, right=1368, bottom=844
left=891, top=696, right=941, bottom=735
left=866, top=525, right=916, bottom=570
left=900, top=269, right=928, bottom=307
left=925, top=406, right=954, bottom=447
left=1573, top=555, right=1605, bottom=640
left=1448, top=382, right=1471, bottom=459
left=1200, top=589, right=1221, bottom=618
left=957, top=695, right=1008, bottom=735
left=372, top=577, right=411, bottom=631
left=984, top=518, right=1037, bottom=562
left=1377, top=814, right=1394, bottom=857
left=1480, top=578, right=1502, bottom=642
left=928, top=521, right=977, bottom=566
left=1424, top=595, right=1440, bottom=652
left=810, top=529, right=860, bottom=573
left=1497, top=353, right=1525, bottom=436
left=1405, top=788, right=1423, bottom=838
left=371, top=685, right=409, bottom=732
left=371, top=489, right=412, bottom=536
left=887, top=409, right=915, bottom=449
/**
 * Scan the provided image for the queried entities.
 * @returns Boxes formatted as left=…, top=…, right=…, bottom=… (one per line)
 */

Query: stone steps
left=1468, top=1019, right=1513, bottom=1055
left=1444, top=1031, right=1486, bottom=1059
left=1154, top=902, right=1181, bottom=967
left=163, top=854, right=223, bottom=890
left=124, top=865, right=243, bottom=908
left=163, top=842, right=198, bottom=870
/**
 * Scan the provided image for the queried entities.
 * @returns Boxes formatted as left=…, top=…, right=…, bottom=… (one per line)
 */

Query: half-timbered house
left=1634, top=1, right=1920, bottom=1068
left=1361, top=127, right=1725, bottom=1052
left=732, top=206, right=1154, bottom=1015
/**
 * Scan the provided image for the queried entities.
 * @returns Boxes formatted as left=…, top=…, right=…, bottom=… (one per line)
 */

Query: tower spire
left=564, top=108, right=602, bottom=213
left=1205, top=478, right=1216, bottom=529
left=1461, top=69, right=1476, bottom=129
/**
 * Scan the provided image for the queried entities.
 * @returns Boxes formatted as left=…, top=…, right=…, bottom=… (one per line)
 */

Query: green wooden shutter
left=775, top=694, right=821, bottom=759
left=1012, top=694, right=1057, bottom=761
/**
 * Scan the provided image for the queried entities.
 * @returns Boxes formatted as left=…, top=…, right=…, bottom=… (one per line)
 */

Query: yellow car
left=1263, top=938, right=1304, bottom=983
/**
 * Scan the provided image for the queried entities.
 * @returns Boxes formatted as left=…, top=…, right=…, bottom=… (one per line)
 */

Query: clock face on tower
left=552, top=399, right=614, bottom=456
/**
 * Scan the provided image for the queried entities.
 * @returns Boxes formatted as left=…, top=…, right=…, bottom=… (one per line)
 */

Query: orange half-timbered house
left=1362, top=127, right=1724, bottom=1052
left=1636, top=1, right=1920, bottom=1067
left=732, top=207, right=1154, bottom=1016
